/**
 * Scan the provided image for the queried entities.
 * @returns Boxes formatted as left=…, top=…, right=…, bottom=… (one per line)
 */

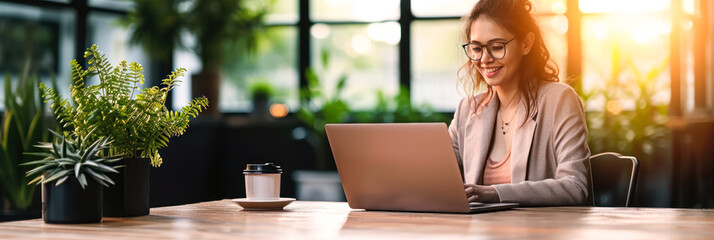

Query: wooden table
left=1, top=200, right=713, bottom=239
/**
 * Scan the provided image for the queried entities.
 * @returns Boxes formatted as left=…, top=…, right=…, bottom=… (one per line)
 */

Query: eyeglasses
left=461, top=38, right=516, bottom=61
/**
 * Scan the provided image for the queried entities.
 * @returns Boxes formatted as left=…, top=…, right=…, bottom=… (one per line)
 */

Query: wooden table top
left=1, top=200, right=714, bottom=239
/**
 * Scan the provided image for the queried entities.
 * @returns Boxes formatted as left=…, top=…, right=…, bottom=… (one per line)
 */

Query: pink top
left=483, top=148, right=512, bottom=185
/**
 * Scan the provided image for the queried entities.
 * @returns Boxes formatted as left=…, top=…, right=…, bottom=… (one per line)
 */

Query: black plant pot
left=42, top=175, right=103, bottom=224
left=103, top=158, right=150, bottom=217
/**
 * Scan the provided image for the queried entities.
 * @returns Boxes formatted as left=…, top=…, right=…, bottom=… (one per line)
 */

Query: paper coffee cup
left=244, top=163, right=283, bottom=200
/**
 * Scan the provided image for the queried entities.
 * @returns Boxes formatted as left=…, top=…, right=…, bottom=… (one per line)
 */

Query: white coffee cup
left=244, top=163, right=282, bottom=200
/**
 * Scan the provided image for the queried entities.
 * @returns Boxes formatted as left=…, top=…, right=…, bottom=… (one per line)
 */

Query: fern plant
left=39, top=44, right=209, bottom=166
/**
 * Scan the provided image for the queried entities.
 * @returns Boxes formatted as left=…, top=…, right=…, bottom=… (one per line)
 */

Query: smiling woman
left=450, top=0, right=591, bottom=206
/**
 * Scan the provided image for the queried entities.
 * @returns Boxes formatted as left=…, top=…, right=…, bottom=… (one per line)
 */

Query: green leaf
left=85, top=167, right=114, bottom=185
left=27, top=176, right=43, bottom=185
left=74, top=162, right=82, bottom=178
left=24, top=164, right=55, bottom=177
left=42, top=169, right=72, bottom=184
left=54, top=175, right=69, bottom=186
left=77, top=173, right=88, bottom=189
left=335, top=74, right=348, bottom=98
left=20, top=158, right=53, bottom=167
left=22, top=152, right=52, bottom=158
left=80, top=138, right=103, bottom=162
left=90, top=162, right=119, bottom=174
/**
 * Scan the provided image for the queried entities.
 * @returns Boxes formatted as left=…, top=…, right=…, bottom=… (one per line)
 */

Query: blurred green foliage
left=0, top=18, right=58, bottom=76
left=296, top=50, right=449, bottom=170
left=123, top=0, right=272, bottom=67
left=580, top=44, right=669, bottom=162
left=297, top=50, right=350, bottom=137
left=0, top=65, right=48, bottom=211
left=249, top=80, right=276, bottom=100
left=297, top=50, right=449, bottom=136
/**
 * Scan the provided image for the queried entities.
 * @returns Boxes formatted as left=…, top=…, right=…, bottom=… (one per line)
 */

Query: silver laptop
left=325, top=123, right=518, bottom=213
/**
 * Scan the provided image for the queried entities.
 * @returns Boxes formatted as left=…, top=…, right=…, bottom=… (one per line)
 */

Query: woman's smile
left=481, top=66, right=503, bottom=77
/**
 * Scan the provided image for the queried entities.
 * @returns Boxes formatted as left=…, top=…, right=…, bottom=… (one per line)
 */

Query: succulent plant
left=22, top=129, right=123, bottom=189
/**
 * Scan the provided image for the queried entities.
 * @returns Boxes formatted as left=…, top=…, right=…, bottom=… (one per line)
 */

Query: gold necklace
left=498, top=93, right=519, bottom=135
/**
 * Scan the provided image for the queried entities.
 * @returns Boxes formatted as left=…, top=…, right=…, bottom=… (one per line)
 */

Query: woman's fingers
left=465, top=185, right=481, bottom=202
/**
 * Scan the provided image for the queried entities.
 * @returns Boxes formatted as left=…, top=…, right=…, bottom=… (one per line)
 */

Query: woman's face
left=469, top=16, right=526, bottom=87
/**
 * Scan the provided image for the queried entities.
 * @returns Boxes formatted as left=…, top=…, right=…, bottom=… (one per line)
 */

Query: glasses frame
left=461, top=37, right=516, bottom=61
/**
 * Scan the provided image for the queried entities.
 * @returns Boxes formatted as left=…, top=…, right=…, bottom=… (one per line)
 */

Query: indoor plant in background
left=579, top=45, right=670, bottom=206
left=295, top=51, right=450, bottom=201
left=0, top=68, right=47, bottom=221
left=40, top=44, right=209, bottom=217
left=295, top=51, right=350, bottom=201
left=123, top=0, right=271, bottom=115
left=249, top=80, right=275, bottom=120
left=23, top=131, right=119, bottom=223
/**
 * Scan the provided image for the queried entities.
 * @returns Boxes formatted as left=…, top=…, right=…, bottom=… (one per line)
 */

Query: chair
left=589, top=152, right=639, bottom=207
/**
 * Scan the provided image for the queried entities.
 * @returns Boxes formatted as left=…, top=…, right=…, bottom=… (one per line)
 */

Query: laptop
left=325, top=123, right=518, bottom=213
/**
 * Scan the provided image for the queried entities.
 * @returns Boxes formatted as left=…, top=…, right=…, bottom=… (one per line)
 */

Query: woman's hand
left=464, top=184, right=500, bottom=203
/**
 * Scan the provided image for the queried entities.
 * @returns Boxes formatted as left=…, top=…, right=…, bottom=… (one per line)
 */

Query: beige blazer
left=449, top=82, right=592, bottom=206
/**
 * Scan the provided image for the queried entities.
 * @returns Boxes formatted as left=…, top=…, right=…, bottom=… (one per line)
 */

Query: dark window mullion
left=72, top=0, right=89, bottom=67
left=298, top=0, right=311, bottom=105
left=399, top=0, right=412, bottom=104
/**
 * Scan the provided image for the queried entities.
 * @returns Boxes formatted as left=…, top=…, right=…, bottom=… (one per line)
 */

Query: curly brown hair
left=458, top=0, right=559, bottom=118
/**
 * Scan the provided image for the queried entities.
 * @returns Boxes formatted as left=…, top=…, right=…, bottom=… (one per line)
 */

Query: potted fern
left=23, top=130, right=120, bottom=223
left=39, top=44, right=209, bottom=217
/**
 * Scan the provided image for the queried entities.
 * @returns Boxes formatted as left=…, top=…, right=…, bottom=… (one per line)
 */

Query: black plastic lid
left=243, top=163, right=283, bottom=174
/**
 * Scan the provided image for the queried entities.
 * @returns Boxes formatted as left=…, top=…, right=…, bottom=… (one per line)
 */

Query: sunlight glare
left=630, top=19, right=669, bottom=43
left=551, top=1, right=567, bottom=15
left=606, top=100, right=623, bottom=115
left=351, top=35, right=372, bottom=54
left=592, top=24, right=608, bottom=40
left=683, top=0, right=695, bottom=14
left=353, top=0, right=399, bottom=21
left=311, top=24, right=331, bottom=39
left=683, top=19, right=693, bottom=30
left=367, top=22, right=401, bottom=45
left=579, top=0, right=669, bottom=13
left=550, top=15, right=568, bottom=35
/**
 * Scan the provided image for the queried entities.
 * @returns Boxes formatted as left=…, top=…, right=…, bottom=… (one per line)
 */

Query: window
left=87, top=12, right=154, bottom=89
left=311, top=0, right=399, bottom=22
left=174, top=0, right=300, bottom=112
left=222, top=26, right=299, bottom=111
left=411, top=20, right=462, bottom=111
left=309, top=2, right=400, bottom=110
left=579, top=0, right=674, bottom=112
left=0, top=2, right=74, bottom=110
left=310, top=23, right=399, bottom=109
left=411, top=0, right=475, bottom=17
left=0, top=0, right=701, bottom=116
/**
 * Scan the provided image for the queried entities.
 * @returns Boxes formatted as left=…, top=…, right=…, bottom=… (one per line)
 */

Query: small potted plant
left=23, top=130, right=120, bottom=223
left=39, top=44, right=209, bottom=217
left=249, top=81, right=275, bottom=120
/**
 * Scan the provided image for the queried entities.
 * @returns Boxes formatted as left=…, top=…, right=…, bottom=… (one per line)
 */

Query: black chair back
left=590, top=152, right=639, bottom=207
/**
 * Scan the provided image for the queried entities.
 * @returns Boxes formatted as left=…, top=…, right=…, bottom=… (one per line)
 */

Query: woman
left=449, top=0, right=591, bottom=206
